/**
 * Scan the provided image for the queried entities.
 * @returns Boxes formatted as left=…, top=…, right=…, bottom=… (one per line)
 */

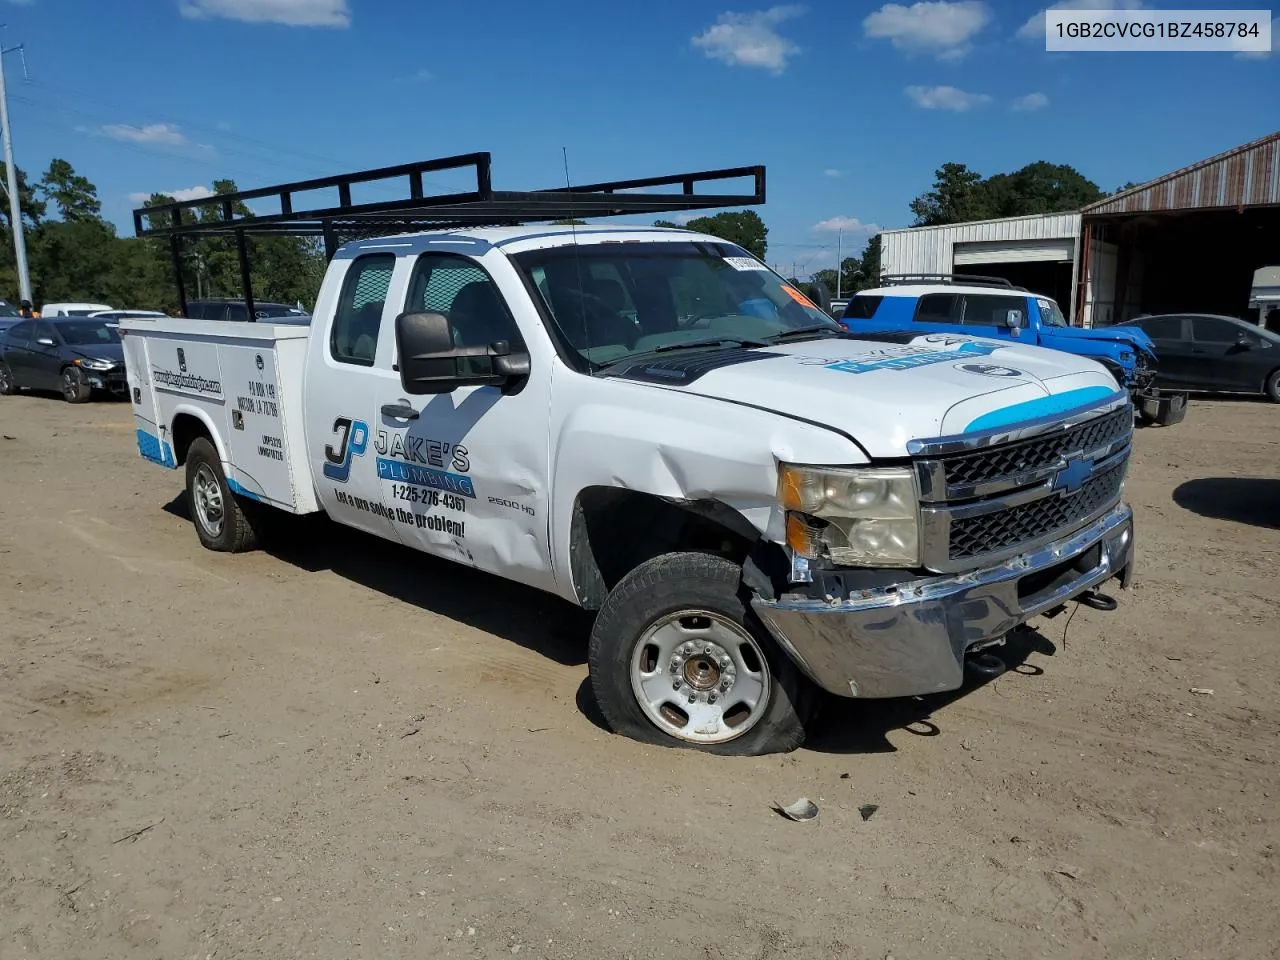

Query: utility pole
left=0, top=36, right=31, bottom=305
left=836, top=228, right=843, bottom=300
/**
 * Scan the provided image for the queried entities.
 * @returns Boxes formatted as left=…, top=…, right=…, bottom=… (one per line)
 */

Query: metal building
left=877, top=130, right=1280, bottom=327
left=881, top=212, right=1082, bottom=318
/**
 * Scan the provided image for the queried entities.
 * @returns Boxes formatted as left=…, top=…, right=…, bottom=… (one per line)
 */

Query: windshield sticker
left=819, top=340, right=1004, bottom=375
left=723, top=256, right=769, bottom=272
left=780, top=284, right=818, bottom=309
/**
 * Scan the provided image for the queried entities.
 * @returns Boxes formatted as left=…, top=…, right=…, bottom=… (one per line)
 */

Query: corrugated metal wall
left=1082, top=130, right=1280, bottom=216
left=881, top=213, right=1082, bottom=274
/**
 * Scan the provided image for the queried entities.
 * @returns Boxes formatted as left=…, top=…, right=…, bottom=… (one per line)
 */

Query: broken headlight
left=778, top=464, right=920, bottom=567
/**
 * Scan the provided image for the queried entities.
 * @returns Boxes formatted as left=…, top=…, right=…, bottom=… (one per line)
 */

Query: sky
left=2, top=0, right=1277, bottom=276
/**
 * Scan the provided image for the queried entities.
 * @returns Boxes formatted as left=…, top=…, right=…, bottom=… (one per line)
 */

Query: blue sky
left=3, top=0, right=1277, bottom=275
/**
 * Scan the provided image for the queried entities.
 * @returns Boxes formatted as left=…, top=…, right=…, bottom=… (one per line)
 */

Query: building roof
left=1082, top=130, right=1280, bottom=216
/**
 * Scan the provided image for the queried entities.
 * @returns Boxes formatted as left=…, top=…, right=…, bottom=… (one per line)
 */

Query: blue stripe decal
left=965, top=387, right=1122, bottom=432
left=225, top=477, right=262, bottom=502
left=136, top=430, right=176, bottom=468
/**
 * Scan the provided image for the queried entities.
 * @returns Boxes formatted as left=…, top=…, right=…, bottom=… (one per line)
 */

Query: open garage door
left=954, top=238, right=1075, bottom=265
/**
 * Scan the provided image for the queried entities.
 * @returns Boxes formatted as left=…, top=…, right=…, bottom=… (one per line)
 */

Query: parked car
left=837, top=275, right=1187, bottom=425
left=0, top=315, right=127, bottom=402
left=89, top=309, right=168, bottom=325
left=41, top=301, right=114, bottom=317
left=0, top=300, right=19, bottom=334
left=1116, top=313, right=1280, bottom=402
left=186, top=298, right=309, bottom=323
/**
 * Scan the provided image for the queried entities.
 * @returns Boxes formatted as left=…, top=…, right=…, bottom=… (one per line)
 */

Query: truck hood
left=613, top=332, right=1125, bottom=459
left=1040, top=323, right=1156, bottom=356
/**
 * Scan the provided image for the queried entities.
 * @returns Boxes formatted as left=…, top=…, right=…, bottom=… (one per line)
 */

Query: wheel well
left=569, top=487, right=759, bottom=610
left=170, top=413, right=213, bottom=466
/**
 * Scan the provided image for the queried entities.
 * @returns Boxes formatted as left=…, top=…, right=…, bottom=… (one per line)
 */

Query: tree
left=812, top=234, right=881, bottom=294
left=909, top=163, right=991, bottom=226
left=673, top=210, right=768, bottom=259
left=0, top=166, right=46, bottom=230
left=38, top=159, right=102, bottom=222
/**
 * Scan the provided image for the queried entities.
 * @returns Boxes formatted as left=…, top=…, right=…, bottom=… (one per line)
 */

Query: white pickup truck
left=120, top=223, right=1136, bottom=755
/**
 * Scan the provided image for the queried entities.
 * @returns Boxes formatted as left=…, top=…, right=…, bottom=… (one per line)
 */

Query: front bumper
left=752, top=504, right=1134, bottom=699
left=1135, top=388, right=1187, bottom=425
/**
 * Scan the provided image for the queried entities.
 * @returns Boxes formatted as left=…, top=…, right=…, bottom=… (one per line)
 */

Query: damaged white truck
left=121, top=156, right=1135, bottom=755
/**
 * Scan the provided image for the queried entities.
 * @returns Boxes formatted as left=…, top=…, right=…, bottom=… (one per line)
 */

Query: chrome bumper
left=751, top=504, right=1135, bottom=699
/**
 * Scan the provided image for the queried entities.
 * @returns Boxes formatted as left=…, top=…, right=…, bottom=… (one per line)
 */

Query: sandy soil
left=1, top=391, right=1277, bottom=960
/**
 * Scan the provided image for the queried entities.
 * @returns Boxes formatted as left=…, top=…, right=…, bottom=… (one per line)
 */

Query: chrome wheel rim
left=192, top=464, right=225, bottom=537
left=0, top=365, right=11, bottom=391
left=62, top=370, right=77, bottom=400
left=629, top=609, right=771, bottom=745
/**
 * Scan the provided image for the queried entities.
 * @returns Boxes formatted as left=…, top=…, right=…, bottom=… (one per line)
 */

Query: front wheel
left=588, top=552, right=815, bottom=755
left=61, top=367, right=92, bottom=403
left=0, top=361, right=17, bottom=395
left=185, top=437, right=259, bottom=552
left=1265, top=370, right=1280, bottom=404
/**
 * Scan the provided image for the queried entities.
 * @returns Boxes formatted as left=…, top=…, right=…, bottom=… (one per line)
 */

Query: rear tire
left=185, top=437, right=259, bottom=552
left=61, top=367, right=92, bottom=404
left=1265, top=370, right=1280, bottom=404
left=587, top=551, right=815, bottom=756
left=0, top=361, right=17, bottom=395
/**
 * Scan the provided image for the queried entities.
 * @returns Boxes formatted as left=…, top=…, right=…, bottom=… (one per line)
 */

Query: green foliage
left=909, top=161, right=1105, bottom=226
left=811, top=234, right=882, bottom=294
left=0, top=161, right=325, bottom=313
left=667, top=210, right=769, bottom=259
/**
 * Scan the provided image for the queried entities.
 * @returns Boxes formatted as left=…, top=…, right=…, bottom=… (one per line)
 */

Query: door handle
left=381, top=402, right=419, bottom=420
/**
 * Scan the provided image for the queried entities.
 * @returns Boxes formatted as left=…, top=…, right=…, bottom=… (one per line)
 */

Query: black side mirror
left=394, top=311, right=530, bottom=395
left=1234, top=336, right=1253, bottom=351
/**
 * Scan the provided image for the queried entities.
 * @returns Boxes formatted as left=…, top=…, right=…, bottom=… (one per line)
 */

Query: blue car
left=0, top=315, right=127, bottom=403
left=837, top=275, right=1187, bottom=425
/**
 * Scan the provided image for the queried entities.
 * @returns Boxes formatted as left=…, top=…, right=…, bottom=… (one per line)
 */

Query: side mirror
left=1234, top=336, right=1253, bottom=351
left=394, top=311, right=530, bottom=395
left=1005, top=310, right=1024, bottom=329
left=36, top=337, right=55, bottom=346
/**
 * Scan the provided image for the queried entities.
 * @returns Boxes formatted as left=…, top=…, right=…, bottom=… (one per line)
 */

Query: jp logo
left=958, top=362, right=1023, bottom=378
left=322, top=417, right=370, bottom=482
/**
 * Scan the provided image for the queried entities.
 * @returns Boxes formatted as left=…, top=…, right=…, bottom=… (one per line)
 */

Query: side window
left=6, top=320, right=34, bottom=340
left=1192, top=317, right=1238, bottom=343
left=1143, top=316, right=1183, bottom=339
left=914, top=293, right=960, bottom=323
left=330, top=253, right=396, bottom=366
left=226, top=303, right=248, bottom=323
left=405, top=254, right=524, bottom=376
left=844, top=295, right=882, bottom=320
left=961, top=294, right=1024, bottom=328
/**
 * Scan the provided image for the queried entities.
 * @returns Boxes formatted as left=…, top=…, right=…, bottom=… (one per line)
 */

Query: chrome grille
left=948, top=460, right=1126, bottom=561
left=932, top=405, right=1131, bottom=499
left=913, top=399, right=1134, bottom=573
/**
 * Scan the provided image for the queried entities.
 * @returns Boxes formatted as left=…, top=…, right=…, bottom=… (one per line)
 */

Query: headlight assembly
left=778, top=464, right=921, bottom=567
left=74, top=356, right=114, bottom=371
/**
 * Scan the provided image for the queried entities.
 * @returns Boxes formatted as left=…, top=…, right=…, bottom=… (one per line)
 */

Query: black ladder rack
left=132, top=152, right=765, bottom=319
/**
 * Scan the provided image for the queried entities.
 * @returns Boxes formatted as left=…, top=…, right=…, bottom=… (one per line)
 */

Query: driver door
left=29, top=322, right=64, bottom=389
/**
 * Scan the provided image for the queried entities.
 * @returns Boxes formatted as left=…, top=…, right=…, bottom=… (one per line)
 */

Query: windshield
left=1037, top=297, right=1068, bottom=327
left=511, top=241, right=839, bottom=369
left=56, top=320, right=120, bottom=345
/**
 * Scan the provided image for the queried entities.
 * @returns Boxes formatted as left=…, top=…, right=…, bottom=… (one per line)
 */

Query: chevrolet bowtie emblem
left=1053, top=457, right=1094, bottom=495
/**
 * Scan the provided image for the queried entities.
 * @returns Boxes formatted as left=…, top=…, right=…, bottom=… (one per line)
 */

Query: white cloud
left=1016, top=0, right=1142, bottom=41
left=1233, top=16, right=1278, bottom=58
left=812, top=216, right=876, bottom=233
left=823, top=168, right=843, bottom=178
left=178, top=0, right=350, bottom=27
left=129, top=185, right=215, bottom=204
left=100, top=123, right=189, bottom=146
left=692, top=5, right=805, bottom=74
left=863, top=2, right=989, bottom=59
left=1012, top=92, right=1050, bottom=111
left=905, top=84, right=991, bottom=111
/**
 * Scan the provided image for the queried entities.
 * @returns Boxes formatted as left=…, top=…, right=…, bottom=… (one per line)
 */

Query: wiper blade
left=768, top=324, right=843, bottom=341
left=653, top=337, right=770, bottom=352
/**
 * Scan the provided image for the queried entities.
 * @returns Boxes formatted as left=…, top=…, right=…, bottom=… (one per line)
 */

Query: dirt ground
left=1, top=392, right=1277, bottom=960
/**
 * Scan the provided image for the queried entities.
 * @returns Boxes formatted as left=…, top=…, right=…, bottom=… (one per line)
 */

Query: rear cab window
left=843, top=295, right=882, bottom=320
left=330, top=254, right=397, bottom=366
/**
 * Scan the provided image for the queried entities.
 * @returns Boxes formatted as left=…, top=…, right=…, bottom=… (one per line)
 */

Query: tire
left=185, top=437, right=259, bottom=552
left=0, top=361, right=17, bottom=396
left=588, top=551, right=815, bottom=756
left=1265, top=369, right=1280, bottom=404
left=60, top=366, right=92, bottom=404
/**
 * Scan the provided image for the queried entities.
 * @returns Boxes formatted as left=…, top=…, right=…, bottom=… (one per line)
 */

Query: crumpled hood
left=1041, top=323, right=1155, bottom=356
left=625, top=332, right=1125, bottom=459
